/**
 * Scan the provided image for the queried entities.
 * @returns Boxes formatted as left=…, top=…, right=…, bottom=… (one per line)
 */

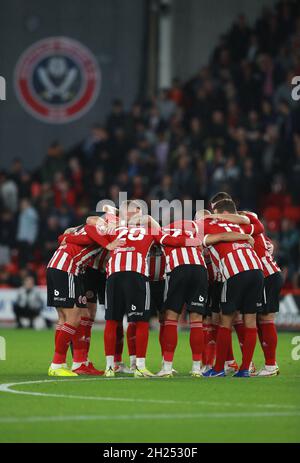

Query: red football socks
left=226, top=331, right=235, bottom=362
left=73, top=320, right=88, bottom=363
left=163, top=319, right=178, bottom=362
left=258, top=320, right=277, bottom=366
left=233, top=320, right=245, bottom=353
left=114, top=322, right=124, bottom=363
left=202, top=322, right=208, bottom=364
left=104, top=320, right=118, bottom=356
left=190, top=321, right=204, bottom=362
left=214, top=326, right=232, bottom=372
left=83, top=317, right=94, bottom=357
left=159, top=321, right=165, bottom=356
left=205, top=323, right=218, bottom=366
left=240, top=327, right=257, bottom=370
left=55, top=324, right=62, bottom=344
left=135, top=321, right=149, bottom=358
left=52, top=323, right=76, bottom=364
left=127, top=322, right=136, bottom=356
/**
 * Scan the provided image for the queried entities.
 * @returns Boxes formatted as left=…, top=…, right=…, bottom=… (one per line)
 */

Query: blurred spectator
left=157, top=89, right=177, bottom=121
left=0, top=171, right=18, bottom=213
left=172, top=154, right=196, bottom=197
left=16, top=199, right=39, bottom=268
left=107, top=99, right=126, bottom=134
left=80, top=125, right=111, bottom=162
left=13, top=276, right=44, bottom=329
left=154, top=130, right=169, bottom=178
left=0, top=210, right=16, bottom=265
left=40, top=216, right=62, bottom=263
left=0, top=1, right=300, bottom=288
left=88, top=169, right=108, bottom=208
left=40, top=142, right=66, bottom=183
left=150, top=174, right=178, bottom=202
left=280, top=218, right=300, bottom=277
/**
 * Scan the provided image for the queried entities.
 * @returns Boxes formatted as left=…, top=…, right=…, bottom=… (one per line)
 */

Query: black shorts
left=83, top=267, right=106, bottom=304
left=220, top=269, right=264, bottom=315
left=261, top=272, right=283, bottom=314
left=47, top=268, right=87, bottom=308
left=164, top=265, right=208, bottom=315
left=207, top=281, right=223, bottom=316
left=149, top=280, right=165, bottom=316
left=105, top=271, right=151, bottom=322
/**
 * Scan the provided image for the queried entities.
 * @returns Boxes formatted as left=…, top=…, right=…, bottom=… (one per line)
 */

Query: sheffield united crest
left=14, top=37, right=101, bottom=123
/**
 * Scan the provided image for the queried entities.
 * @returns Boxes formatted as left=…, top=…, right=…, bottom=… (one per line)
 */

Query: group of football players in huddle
left=46, top=191, right=282, bottom=379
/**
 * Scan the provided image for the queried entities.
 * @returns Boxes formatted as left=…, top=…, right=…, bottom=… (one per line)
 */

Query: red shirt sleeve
left=242, top=214, right=264, bottom=235
left=156, top=229, right=200, bottom=247
left=84, top=224, right=112, bottom=248
left=64, top=233, right=94, bottom=246
left=196, top=218, right=222, bottom=246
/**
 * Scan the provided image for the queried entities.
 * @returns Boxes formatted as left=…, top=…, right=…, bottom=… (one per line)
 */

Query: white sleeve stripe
left=160, top=234, right=167, bottom=244
left=203, top=234, right=209, bottom=247
left=192, top=221, right=199, bottom=234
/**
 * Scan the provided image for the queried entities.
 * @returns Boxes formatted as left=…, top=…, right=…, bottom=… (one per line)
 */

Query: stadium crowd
left=0, top=0, right=299, bottom=289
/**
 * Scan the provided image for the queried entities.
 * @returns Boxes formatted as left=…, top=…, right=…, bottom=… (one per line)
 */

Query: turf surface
left=0, top=328, right=299, bottom=443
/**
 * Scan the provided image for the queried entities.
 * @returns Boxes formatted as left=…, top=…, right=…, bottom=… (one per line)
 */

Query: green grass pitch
left=0, top=329, right=300, bottom=443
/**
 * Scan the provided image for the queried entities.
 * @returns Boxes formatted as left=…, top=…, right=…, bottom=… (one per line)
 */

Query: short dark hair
left=210, top=192, right=232, bottom=210
left=214, top=199, right=237, bottom=214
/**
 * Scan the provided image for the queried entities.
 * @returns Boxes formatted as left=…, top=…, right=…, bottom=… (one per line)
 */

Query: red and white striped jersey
left=162, top=220, right=206, bottom=273
left=87, top=247, right=109, bottom=273
left=243, top=213, right=280, bottom=277
left=83, top=223, right=193, bottom=277
left=86, top=212, right=119, bottom=272
left=47, top=227, right=102, bottom=276
left=200, top=218, right=263, bottom=280
left=202, top=247, right=224, bottom=283
left=147, top=245, right=166, bottom=281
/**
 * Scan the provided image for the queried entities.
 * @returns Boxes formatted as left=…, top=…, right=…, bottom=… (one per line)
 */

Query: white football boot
left=114, top=362, right=134, bottom=374
left=256, top=364, right=280, bottom=377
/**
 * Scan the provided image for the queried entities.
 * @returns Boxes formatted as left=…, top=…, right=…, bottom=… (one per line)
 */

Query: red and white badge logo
left=14, top=37, right=101, bottom=123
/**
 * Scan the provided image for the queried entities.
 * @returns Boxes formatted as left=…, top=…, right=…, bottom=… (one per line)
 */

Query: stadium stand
left=0, top=0, right=299, bottom=290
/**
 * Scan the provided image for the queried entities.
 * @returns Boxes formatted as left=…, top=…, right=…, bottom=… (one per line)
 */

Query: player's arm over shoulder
left=203, top=231, right=254, bottom=247
left=213, top=213, right=250, bottom=225
left=239, top=211, right=264, bottom=235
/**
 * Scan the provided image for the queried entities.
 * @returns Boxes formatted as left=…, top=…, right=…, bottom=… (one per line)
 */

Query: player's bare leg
left=189, top=312, right=204, bottom=377
left=256, top=313, right=279, bottom=376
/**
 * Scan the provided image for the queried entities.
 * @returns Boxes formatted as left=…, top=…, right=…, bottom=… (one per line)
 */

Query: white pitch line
left=1, top=411, right=300, bottom=425
left=0, top=378, right=299, bottom=411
